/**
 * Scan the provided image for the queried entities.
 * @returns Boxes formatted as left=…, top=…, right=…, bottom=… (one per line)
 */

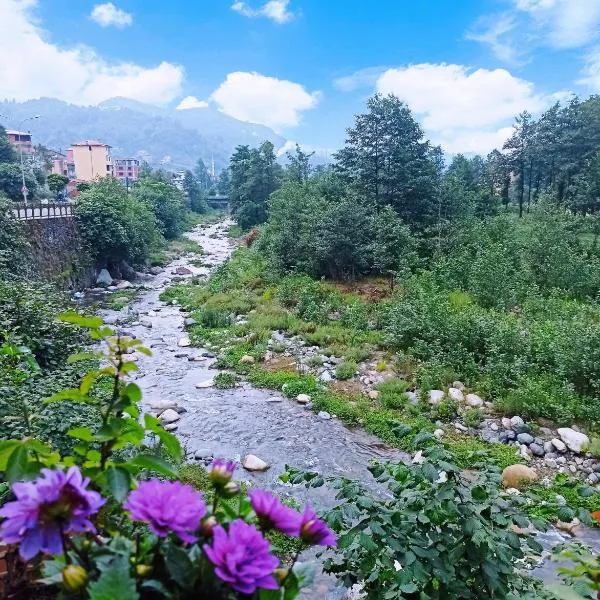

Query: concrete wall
left=72, top=145, right=112, bottom=181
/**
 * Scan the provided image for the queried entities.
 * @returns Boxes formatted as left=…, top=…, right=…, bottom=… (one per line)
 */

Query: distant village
left=7, top=129, right=187, bottom=198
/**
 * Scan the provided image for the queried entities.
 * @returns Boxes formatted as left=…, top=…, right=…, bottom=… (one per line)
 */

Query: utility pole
left=16, top=115, right=40, bottom=204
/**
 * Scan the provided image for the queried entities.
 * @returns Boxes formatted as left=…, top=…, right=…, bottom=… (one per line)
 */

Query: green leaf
left=59, top=312, right=104, bottom=329
left=164, top=544, right=197, bottom=589
left=45, top=389, right=89, bottom=404
left=107, top=466, right=132, bottom=502
left=6, top=445, right=29, bottom=483
left=400, top=583, right=419, bottom=594
left=141, top=580, right=170, bottom=597
left=80, top=371, right=101, bottom=395
left=144, top=414, right=182, bottom=460
left=259, top=589, right=282, bottom=600
left=557, top=507, right=575, bottom=523
left=67, top=351, right=98, bottom=364
left=292, top=562, right=315, bottom=588
left=88, top=564, right=139, bottom=600
left=68, top=427, right=95, bottom=442
left=128, top=454, right=178, bottom=478
left=0, top=440, right=21, bottom=471
left=471, top=485, right=488, bottom=501
left=123, top=383, right=142, bottom=403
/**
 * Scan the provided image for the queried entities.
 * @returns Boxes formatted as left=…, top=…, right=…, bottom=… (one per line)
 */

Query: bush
left=463, top=407, right=485, bottom=428
left=431, top=398, right=458, bottom=423
left=75, top=177, right=161, bottom=267
left=287, top=446, right=547, bottom=599
left=214, top=372, right=238, bottom=389
left=335, top=361, right=357, bottom=380
left=197, top=307, right=232, bottom=329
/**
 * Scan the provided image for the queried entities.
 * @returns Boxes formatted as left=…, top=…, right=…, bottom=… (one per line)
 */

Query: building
left=71, top=140, right=113, bottom=181
left=171, top=170, right=185, bottom=191
left=52, top=149, right=75, bottom=179
left=6, top=130, right=34, bottom=156
left=114, top=158, right=140, bottom=186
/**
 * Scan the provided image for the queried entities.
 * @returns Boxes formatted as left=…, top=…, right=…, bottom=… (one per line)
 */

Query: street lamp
left=17, top=115, right=40, bottom=204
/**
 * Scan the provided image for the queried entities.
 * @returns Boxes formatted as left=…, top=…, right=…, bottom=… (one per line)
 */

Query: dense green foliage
left=0, top=125, right=17, bottom=164
left=183, top=169, right=209, bottom=213
left=46, top=173, right=69, bottom=198
left=0, top=162, right=38, bottom=201
left=74, top=177, right=160, bottom=267
left=0, top=196, right=29, bottom=278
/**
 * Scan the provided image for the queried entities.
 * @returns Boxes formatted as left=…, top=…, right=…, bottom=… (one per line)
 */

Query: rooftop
left=72, top=140, right=110, bottom=147
left=6, top=130, right=31, bottom=136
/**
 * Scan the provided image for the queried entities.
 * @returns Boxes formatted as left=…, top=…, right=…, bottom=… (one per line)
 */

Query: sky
left=1, top=0, right=600, bottom=156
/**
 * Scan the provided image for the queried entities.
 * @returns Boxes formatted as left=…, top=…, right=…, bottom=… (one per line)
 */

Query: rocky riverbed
left=91, top=219, right=599, bottom=597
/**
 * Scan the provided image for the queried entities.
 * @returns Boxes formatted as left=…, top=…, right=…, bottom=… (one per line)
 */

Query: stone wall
left=21, top=218, right=94, bottom=289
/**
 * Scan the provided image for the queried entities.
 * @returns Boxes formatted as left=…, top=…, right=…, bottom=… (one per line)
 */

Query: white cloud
left=0, top=0, right=183, bottom=105
left=90, top=2, right=132, bottom=28
left=210, top=72, right=319, bottom=131
left=376, top=63, right=564, bottom=154
left=578, top=47, right=600, bottom=90
left=514, top=0, right=600, bottom=48
left=176, top=96, right=209, bottom=110
left=333, top=66, right=387, bottom=92
left=465, top=13, right=523, bottom=64
left=231, top=0, right=295, bottom=24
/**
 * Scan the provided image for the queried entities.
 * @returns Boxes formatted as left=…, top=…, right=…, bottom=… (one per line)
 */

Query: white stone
left=433, top=428, right=444, bottom=440
left=140, top=318, right=153, bottom=329
left=160, top=409, right=180, bottom=424
left=318, top=411, right=331, bottom=420
left=178, top=337, right=191, bottom=348
left=96, top=268, right=113, bottom=286
left=296, top=394, right=311, bottom=405
left=510, top=416, right=525, bottom=430
left=164, top=423, right=178, bottom=431
left=151, top=401, right=178, bottom=413
left=490, top=423, right=499, bottom=431
left=465, top=393, right=484, bottom=408
left=428, top=390, right=445, bottom=405
left=367, top=390, right=380, bottom=400
left=405, top=391, right=419, bottom=404
left=447, top=387, right=464, bottom=402
left=551, top=438, right=567, bottom=453
left=557, top=428, right=590, bottom=453
left=412, top=450, right=426, bottom=464
left=196, top=379, right=214, bottom=389
left=116, top=280, right=132, bottom=289
left=242, top=454, right=270, bottom=472
left=501, top=417, right=512, bottom=430
left=519, top=444, right=532, bottom=461
left=452, top=381, right=465, bottom=391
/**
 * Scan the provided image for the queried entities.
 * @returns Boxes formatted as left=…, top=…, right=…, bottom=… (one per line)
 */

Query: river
left=98, top=219, right=598, bottom=598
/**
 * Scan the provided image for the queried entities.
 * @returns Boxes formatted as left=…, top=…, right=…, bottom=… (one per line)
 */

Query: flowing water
left=97, top=220, right=598, bottom=598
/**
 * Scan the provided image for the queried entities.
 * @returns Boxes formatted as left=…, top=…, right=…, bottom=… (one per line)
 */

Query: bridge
left=13, top=202, right=73, bottom=221
left=206, top=194, right=229, bottom=211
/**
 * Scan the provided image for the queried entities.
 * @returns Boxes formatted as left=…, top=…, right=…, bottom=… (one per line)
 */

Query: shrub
left=287, top=446, right=548, bottom=599
left=197, top=307, right=232, bottom=329
left=463, top=407, right=485, bottom=428
left=213, top=372, right=238, bottom=389
left=431, top=399, right=458, bottom=423
left=335, top=361, right=357, bottom=380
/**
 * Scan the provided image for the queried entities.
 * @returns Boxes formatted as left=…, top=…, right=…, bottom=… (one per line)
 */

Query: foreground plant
left=285, top=434, right=551, bottom=599
left=0, top=313, right=334, bottom=598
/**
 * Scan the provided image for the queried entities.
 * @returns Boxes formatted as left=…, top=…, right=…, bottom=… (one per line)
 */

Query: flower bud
left=221, top=481, right=241, bottom=498
left=200, top=515, right=218, bottom=537
left=62, top=565, right=88, bottom=592
left=274, top=568, right=289, bottom=583
left=135, top=564, right=153, bottom=578
left=209, top=458, right=236, bottom=487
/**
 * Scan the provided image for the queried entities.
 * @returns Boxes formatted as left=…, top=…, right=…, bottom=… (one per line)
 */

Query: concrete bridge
left=206, top=194, right=229, bottom=211
left=13, top=202, right=73, bottom=221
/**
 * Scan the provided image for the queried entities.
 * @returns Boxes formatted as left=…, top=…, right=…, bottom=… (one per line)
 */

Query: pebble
left=195, top=379, right=215, bottom=388
left=296, top=394, right=311, bottom=405
left=318, top=411, right=331, bottom=420
left=242, top=454, right=270, bottom=472
left=517, top=433, right=534, bottom=445
left=178, top=338, right=191, bottom=347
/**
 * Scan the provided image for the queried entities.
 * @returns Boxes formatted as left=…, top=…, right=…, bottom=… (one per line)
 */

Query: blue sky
left=2, top=0, right=600, bottom=155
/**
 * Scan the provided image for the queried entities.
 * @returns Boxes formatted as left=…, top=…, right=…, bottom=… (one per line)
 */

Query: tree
left=0, top=195, right=29, bottom=278
left=335, top=94, right=440, bottom=228
left=183, top=170, right=208, bottom=214
left=132, top=171, right=187, bottom=239
left=74, top=178, right=160, bottom=267
left=504, top=111, right=535, bottom=217
left=0, top=125, right=17, bottom=164
left=0, top=163, right=37, bottom=201
left=229, top=141, right=283, bottom=229
left=194, top=158, right=211, bottom=190
left=46, top=174, right=69, bottom=199
left=216, top=169, right=230, bottom=195
left=285, top=144, right=313, bottom=183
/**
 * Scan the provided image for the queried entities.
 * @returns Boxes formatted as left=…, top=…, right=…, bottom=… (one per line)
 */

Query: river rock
left=502, top=464, right=538, bottom=489
left=510, top=416, right=525, bottom=430
left=367, top=390, right=380, bottom=400
left=452, top=381, right=465, bottom=391
left=529, top=443, right=545, bottom=457
left=557, top=428, right=590, bottom=453
left=184, top=317, right=197, bottom=326
left=517, top=433, right=534, bottom=445
left=318, top=411, right=331, bottom=420
left=239, top=355, right=255, bottom=364
left=556, top=517, right=582, bottom=536
left=501, top=417, right=512, bottom=430
left=96, top=268, right=113, bottom=287
left=242, top=454, right=270, bottom=472
left=151, top=401, right=178, bottom=414
left=164, top=423, right=178, bottom=431
left=296, top=394, right=311, bottom=405
left=140, top=318, right=153, bottom=329
left=447, top=387, right=464, bottom=402
left=434, top=428, right=444, bottom=439
left=149, top=266, right=164, bottom=275
left=196, top=379, right=215, bottom=389
left=178, top=338, right=191, bottom=347
left=160, top=409, right=180, bottom=424
left=428, top=390, right=445, bottom=405
left=319, top=371, right=333, bottom=382
left=405, top=391, right=419, bottom=404
left=173, top=266, right=192, bottom=276
left=465, top=393, right=484, bottom=408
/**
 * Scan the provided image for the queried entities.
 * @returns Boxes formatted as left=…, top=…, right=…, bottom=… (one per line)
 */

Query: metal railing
left=12, top=202, right=73, bottom=221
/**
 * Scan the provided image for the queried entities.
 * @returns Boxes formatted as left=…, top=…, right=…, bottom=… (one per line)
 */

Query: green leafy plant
left=214, top=372, right=239, bottom=389
left=463, top=407, right=485, bottom=428
left=335, top=361, right=357, bottom=381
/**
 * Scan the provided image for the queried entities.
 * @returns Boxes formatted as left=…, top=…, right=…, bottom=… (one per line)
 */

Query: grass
left=107, top=289, right=138, bottom=310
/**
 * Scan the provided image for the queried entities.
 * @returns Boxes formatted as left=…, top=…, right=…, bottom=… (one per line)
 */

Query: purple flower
left=0, top=467, right=105, bottom=560
left=203, top=519, right=279, bottom=594
left=249, top=490, right=301, bottom=535
left=299, top=505, right=337, bottom=546
left=124, top=480, right=206, bottom=543
left=209, top=458, right=236, bottom=486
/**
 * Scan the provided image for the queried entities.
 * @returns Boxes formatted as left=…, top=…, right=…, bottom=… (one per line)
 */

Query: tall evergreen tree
left=335, top=94, right=440, bottom=227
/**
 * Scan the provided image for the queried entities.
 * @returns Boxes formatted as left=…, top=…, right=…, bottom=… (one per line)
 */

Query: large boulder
left=465, top=393, right=484, bottom=408
left=447, top=387, right=464, bottom=402
left=428, top=390, right=445, bottom=405
left=159, top=409, right=180, bottom=424
left=502, top=464, right=538, bottom=489
left=96, top=268, right=113, bottom=287
left=557, top=428, right=590, bottom=453
left=119, top=261, right=137, bottom=281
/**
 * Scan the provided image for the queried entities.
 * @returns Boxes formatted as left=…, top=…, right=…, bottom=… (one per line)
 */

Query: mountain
left=0, top=97, right=286, bottom=171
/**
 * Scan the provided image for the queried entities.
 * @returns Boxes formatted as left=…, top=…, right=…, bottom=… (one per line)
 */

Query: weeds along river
left=97, top=219, right=599, bottom=598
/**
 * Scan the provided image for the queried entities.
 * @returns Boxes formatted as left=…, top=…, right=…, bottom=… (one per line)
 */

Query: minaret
left=211, top=154, right=216, bottom=180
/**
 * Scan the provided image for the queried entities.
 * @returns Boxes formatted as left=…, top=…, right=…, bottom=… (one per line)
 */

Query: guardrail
left=12, top=203, right=73, bottom=221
